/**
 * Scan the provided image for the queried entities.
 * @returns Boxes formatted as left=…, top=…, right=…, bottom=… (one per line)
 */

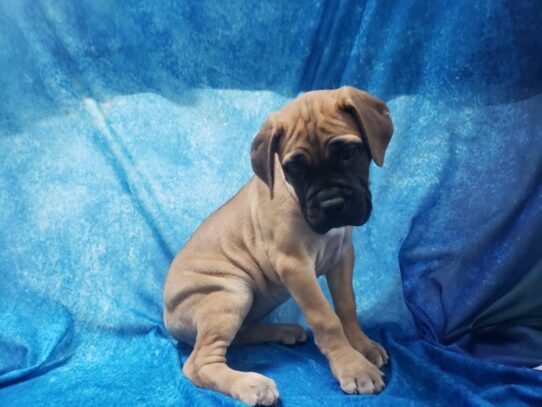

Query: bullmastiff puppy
left=163, top=86, right=393, bottom=405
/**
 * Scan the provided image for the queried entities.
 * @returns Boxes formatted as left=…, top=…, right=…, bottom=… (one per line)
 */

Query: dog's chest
left=312, top=227, right=347, bottom=276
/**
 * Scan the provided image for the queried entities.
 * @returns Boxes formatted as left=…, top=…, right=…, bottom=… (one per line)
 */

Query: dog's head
left=251, top=86, right=393, bottom=234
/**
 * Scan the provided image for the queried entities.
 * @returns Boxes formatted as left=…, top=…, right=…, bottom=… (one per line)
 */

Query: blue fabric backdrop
left=1, top=0, right=541, bottom=406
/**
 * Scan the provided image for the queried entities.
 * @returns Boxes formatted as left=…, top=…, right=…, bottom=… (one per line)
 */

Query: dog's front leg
left=277, top=254, right=385, bottom=394
left=326, top=243, right=389, bottom=368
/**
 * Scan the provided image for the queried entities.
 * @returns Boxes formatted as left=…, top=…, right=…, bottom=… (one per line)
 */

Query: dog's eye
left=284, top=157, right=306, bottom=177
left=341, top=145, right=358, bottom=160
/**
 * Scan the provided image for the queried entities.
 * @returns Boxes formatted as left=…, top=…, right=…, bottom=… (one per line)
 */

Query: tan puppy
left=163, top=86, right=394, bottom=406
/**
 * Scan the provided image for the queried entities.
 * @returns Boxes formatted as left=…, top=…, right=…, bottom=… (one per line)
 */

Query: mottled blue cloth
left=1, top=1, right=541, bottom=406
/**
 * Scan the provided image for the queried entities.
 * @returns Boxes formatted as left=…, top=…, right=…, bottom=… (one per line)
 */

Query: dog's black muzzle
left=305, top=185, right=371, bottom=234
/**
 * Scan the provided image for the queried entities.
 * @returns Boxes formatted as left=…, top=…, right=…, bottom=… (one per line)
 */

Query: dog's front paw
left=331, top=351, right=385, bottom=394
left=351, top=338, right=389, bottom=368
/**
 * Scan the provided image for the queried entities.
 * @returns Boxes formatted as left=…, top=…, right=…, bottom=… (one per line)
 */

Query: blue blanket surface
left=1, top=1, right=541, bottom=406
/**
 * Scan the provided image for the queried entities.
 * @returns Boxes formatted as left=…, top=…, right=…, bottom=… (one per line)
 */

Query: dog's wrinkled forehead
left=273, top=90, right=359, bottom=161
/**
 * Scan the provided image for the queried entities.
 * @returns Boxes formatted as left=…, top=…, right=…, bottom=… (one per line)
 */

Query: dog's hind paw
left=231, top=372, right=279, bottom=406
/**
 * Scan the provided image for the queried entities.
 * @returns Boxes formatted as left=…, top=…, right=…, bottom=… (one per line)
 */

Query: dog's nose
left=319, top=197, right=345, bottom=213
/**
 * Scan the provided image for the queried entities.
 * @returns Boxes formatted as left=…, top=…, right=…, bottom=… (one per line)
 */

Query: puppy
left=163, top=86, right=393, bottom=406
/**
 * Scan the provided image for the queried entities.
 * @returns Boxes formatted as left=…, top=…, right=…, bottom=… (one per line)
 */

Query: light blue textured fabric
left=1, top=1, right=541, bottom=406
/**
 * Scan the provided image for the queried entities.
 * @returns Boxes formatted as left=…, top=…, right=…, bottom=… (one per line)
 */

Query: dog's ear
left=337, top=86, right=393, bottom=167
left=251, top=115, right=284, bottom=199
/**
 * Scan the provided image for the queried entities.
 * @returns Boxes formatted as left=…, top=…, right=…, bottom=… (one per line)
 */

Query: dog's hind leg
left=234, top=324, right=307, bottom=345
left=180, top=286, right=279, bottom=406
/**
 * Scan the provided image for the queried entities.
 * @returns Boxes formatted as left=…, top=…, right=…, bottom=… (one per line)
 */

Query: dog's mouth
left=319, top=196, right=346, bottom=211
left=304, top=186, right=371, bottom=234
